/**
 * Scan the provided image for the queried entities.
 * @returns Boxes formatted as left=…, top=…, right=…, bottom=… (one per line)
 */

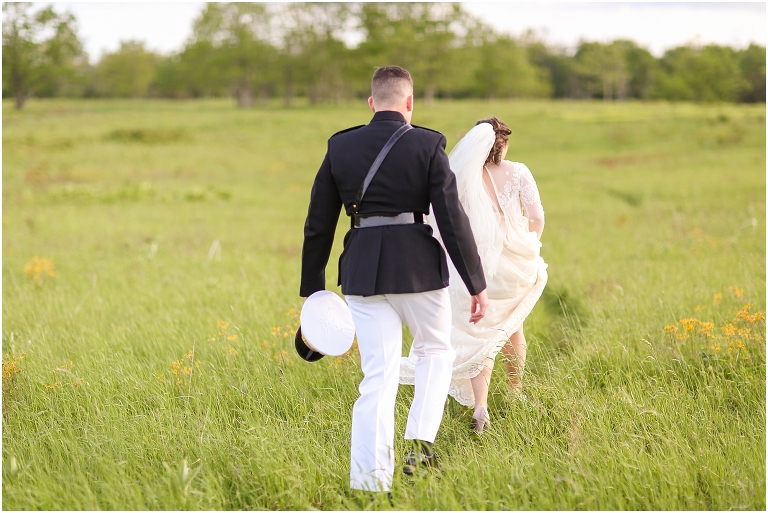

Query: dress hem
left=400, top=258, right=548, bottom=407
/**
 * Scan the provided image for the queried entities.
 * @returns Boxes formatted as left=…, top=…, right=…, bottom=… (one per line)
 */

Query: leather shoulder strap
left=351, top=124, right=412, bottom=214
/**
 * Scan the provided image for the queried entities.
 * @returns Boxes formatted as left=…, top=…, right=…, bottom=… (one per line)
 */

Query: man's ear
left=368, top=96, right=376, bottom=113
left=406, top=95, right=413, bottom=112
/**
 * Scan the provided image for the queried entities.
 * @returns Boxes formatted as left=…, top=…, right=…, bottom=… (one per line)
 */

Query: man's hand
left=469, top=289, right=489, bottom=324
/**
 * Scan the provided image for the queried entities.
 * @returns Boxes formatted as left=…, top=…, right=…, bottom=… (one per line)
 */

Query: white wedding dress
left=400, top=123, right=548, bottom=407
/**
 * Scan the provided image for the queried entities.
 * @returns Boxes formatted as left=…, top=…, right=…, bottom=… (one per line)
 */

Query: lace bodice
left=484, top=161, right=545, bottom=238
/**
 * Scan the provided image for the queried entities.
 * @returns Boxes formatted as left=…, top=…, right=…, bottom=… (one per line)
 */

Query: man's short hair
left=371, top=66, right=413, bottom=106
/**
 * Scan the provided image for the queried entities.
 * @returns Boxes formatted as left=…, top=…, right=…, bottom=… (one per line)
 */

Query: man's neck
left=375, top=108, right=411, bottom=124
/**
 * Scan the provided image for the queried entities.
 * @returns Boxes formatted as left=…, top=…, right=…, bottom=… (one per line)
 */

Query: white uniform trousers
left=346, top=288, right=455, bottom=492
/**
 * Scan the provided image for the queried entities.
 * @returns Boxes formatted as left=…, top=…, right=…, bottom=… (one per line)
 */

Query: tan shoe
left=471, top=407, right=491, bottom=434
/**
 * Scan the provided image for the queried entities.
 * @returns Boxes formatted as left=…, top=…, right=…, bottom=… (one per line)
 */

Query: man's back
left=328, top=111, right=442, bottom=216
left=300, top=110, right=486, bottom=298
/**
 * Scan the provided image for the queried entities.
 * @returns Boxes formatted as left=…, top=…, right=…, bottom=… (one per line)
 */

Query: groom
left=300, top=65, right=488, bottom=492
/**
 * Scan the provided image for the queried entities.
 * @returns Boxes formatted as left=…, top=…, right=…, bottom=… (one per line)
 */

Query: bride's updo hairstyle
left=476, top=117, right=511, bottom=166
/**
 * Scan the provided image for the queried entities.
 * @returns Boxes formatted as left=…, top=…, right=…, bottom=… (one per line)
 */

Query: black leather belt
left=353, top=212, right=423, bottom=228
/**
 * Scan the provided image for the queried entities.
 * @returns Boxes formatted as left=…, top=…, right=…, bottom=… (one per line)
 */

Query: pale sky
left=46, top=2, right=767, bottom=63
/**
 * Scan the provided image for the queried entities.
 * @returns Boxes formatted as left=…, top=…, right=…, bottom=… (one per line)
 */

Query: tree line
left=3, top=2, right=765, bottom=109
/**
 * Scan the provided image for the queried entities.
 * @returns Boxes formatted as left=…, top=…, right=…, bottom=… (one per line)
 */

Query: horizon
left=43, top=2, right=766, bottom=64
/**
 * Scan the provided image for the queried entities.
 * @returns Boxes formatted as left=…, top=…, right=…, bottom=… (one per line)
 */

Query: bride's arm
left=518, top=164, right=545, bottom=239
left=425, top=205, right=445, bottom=247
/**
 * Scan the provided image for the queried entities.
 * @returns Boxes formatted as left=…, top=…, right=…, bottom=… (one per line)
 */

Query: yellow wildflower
left=227, top=334, right=238, bottom=341
left=731, top=286, right=744, bottom=298
left=680, top=318, right=698, bottom=332
left=712, top=293, right=722, bottom=305
left=734, top=304, right=766, bottom=325
left=734, top=303, right=752, bottom=322
left=24, top=257, right=56, bottom=282
left=664, top=325, right=678, bottom=335
left=2, top=353, right=25, bottom=380
left=721, top=324, right=737, bottom=337
left=697, top=322, right=715, bottom=337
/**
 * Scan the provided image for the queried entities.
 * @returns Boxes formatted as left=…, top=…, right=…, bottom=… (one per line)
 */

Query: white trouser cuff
left=350, top=470, right=392, bottom=492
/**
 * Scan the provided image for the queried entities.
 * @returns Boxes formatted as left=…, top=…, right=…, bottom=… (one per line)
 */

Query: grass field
left=2, top=97, right=765, bottom=510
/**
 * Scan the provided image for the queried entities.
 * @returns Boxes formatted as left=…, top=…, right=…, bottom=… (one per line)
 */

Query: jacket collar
left=370, top=110, right=406, bottom=124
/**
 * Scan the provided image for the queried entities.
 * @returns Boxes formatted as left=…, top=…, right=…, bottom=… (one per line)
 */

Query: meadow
left=1, top=97, right=765, bottom=510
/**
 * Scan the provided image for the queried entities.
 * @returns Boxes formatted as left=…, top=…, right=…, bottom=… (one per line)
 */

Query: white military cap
left=294, top=290, right=355, bottom=362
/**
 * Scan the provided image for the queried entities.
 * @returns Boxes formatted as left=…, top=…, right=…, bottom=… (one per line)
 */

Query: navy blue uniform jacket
left=300, top=110, right=486, bottom=298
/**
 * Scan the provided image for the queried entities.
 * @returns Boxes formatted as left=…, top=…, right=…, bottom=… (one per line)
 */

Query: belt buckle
left=352, top=212, right=417, bottom=228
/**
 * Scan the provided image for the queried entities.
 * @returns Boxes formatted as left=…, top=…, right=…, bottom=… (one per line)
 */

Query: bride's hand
left=469, top=289, right=489, bottom=324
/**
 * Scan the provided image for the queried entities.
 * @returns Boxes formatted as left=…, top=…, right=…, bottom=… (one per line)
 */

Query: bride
left=400, top=117, right=548, bottom=433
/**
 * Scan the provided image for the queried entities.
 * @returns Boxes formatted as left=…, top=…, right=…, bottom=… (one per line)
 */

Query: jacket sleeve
left=300, top=150, right=342, bottom=297
left=428, top=135, right=487, bottom=296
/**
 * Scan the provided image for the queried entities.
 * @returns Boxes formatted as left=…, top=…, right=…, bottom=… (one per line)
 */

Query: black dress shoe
left=402, top=440, right=438, bottom=475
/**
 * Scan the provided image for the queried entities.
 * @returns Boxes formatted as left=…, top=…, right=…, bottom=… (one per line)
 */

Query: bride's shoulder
left=503, top=160, right=533, bottom=176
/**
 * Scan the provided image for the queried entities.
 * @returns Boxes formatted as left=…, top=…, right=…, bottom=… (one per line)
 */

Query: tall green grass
left=2, top=98, right=765, bottom=509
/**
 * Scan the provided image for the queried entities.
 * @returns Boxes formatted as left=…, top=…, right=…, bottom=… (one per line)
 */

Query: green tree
left=356, top=3, right=471, bottom=104
left=651, top=46, right=696, bottom=101
left=653, top=44, right=746, bottom=102
left=190, top=3, right=277, bottom=107
left=575, top=41, right=630, bottom=101
left=623, top=42, right=657, bottom=99
left=473, top=35, right=551, bottom=99
left=153, top=40, right=231, bottom=99
left=2, top=2, right=85, bottom=109
left=278, top=3, right=351, bottom=105
left=525, top=39, right=579, bottom=99
left=738, top=44, right=766, bottom=103
left=93, top=40, right=159, bottom=98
